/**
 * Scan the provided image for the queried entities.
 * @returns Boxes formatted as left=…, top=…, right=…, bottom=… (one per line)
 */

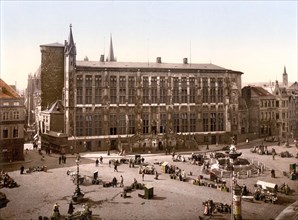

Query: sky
left=0, top=1, right=297, bottom=90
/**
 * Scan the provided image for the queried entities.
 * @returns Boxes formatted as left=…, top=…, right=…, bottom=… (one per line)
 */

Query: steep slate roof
left=76, top=61, right=237, bottom=71
left=289, top=82, right=298, bottom=90
left=42, top=100, right=64, bottom=113
left=251, top=86, right=273, bottom=97
left=0, top=79, right=20, bottom=98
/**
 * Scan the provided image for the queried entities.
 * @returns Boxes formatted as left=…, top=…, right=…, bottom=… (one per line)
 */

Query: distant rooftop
left=40, top=42, right=64, bottom=47
left=251, top=86, right=274, bottom=97
left=0, top=79, right=20, bottom=99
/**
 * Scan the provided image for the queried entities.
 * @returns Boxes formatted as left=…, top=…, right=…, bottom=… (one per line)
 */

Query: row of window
left=260, top=99, right=289, bottom=108
left=1, top=126, right=19, bottom=139
left=74, top=112, right=225, bottom=136
left=76, top=76, right=225, bottom=105
left=2, top=101, right=20, bottom=106
left=1, top=111, right=20, bottom=121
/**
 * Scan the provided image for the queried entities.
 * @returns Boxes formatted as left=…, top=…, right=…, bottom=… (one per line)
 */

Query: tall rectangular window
left=95, top=76, right=102, bottom=104
left=173, top=77, right=179, bottom=103
left=3, top=127, right=8, bottom=138
left=13, top=126, right=18, bottom=138
left=109, top=114, right=117, bottom=135
left=203, top=113, right=209, bottom=132
left=181, top=77, right=187, bottom=103
left=85, top=88, right=92, bottom=104
left=128, top=115, right=135, bottom=134
left=210, top=78, right=216, bottom=103
left=181, top=113, right=188, bottom=132
left=151, top=77, right=157, bottom=104
left=202, top=78, right=209, bottom=103
left=160, top=77, right=166, bottom=104
left=94, top=113, right=102, bottom=135
left=210, top=113, right=216, bottom=131
left=160, top=113, right=167, bottom=133
left=217, top=78, right=223, bottom=103
left=110, top=76, right=117, bottom=104
left=189, top=78, right=195, bottom=103
left=142, top=113, right=149, bottom=134
left=173, top=113, right=180, bottom=133
left=85, top=111, right=92, bottom=136
left=218, top=112, right=224, bottom=131
left=3, top=112, right=9, bottom=120
left=190, top=113, right=196, bottom=132
left=76, top=109, right=84, bottom=136
left=119, top=76, right=126, bottom=104
left=142, top=77, right=149, bottom=104
left=76, top=76, right=83, bottom=104
left=119, top=114, right=126, bottom=134
left=13, top=111, right=19, bottom=120
left=128, top=77, right=136, bottom=104
left=85, top=76, right=92, bottom=104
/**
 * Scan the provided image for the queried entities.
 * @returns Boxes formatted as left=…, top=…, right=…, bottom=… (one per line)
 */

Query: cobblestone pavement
left=0, top=142, right=297, bottom=220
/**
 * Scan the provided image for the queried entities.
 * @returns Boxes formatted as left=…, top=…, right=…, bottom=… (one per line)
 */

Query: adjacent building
left=0, top=79, right=25, bottom=162
left=40, top=100, right=67, bottom=154
left=242, top=86, right=278, bottom=138
left=40, top=42, right=65, bottom=110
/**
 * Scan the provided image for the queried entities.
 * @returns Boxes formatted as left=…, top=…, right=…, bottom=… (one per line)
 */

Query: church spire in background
left=107, top=34, right=116, bottom=62
left=282, top=65, right=288, bottom=87
left=65, top=24, right=76, bottom=55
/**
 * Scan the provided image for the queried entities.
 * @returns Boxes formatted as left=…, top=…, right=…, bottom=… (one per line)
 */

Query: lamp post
left=72, top=155, right=84, bottom=202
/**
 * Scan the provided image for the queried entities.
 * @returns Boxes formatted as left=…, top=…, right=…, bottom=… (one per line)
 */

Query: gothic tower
left=283, top=66, right=288, bottom=87
left=64, top=24, right=77, bottom=136
left=40, top=43, right=65, bottom=110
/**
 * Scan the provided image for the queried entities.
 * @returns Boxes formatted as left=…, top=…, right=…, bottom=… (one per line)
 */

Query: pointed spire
left=107, top=34, right=116, bottom=62
left=282, top=66, right=288, bottom=87
left=65, top=24, right=76, bottom=55
left=283, top=66, right=287, bottom=75
left=68, top=24, right=75, bottom=48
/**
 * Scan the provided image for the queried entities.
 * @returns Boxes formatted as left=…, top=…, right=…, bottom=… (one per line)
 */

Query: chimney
left=100, top=55, right=105, bottom=62
left=156, top=57, right=162, bottom=63
left=183, top=58, right=188, bottom=64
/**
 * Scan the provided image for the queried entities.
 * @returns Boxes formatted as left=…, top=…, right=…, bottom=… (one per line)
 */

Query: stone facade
left=40, top=43, right=65, bottom=111
left=61, top=26, right=245, bottom=153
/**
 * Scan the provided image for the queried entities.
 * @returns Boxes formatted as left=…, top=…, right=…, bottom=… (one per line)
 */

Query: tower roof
left=107, top=34, right=116, bottom=62
left=283, top=66, right=287, bottom=75
left=65, top=24, right=76, bottom=55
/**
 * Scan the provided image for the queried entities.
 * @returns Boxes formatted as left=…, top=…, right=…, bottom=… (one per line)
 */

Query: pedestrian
left=120, top=175, right=124, bottom=187
left=114, top=163, right=118, bottom=172
left=52, top=203, right=60, bottom=218
left=59, top=156, right=61, bottom=165
left=112, top=177, right=117, bottom=187
left=95, top=158, right=99, bottom=167
left=109, top=160, right=111, bottom=167
left=20, top=165, right=25, bottom=174
left=64, top=155, right=67, bottom=163
left=68, top=201, right=75, bottom=216
left=155, top=170, right=159, bottom=180
left=142, top=170, right=145, bottom=181
left=100, top=156, right=103, bottom=163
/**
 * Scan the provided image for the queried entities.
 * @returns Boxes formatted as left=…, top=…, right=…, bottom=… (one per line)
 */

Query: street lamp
left=72, top=155, right=84, bottom=202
